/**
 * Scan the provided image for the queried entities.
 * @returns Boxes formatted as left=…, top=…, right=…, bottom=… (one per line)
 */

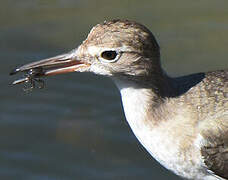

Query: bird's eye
left=101, top=51, right=118, bottom=61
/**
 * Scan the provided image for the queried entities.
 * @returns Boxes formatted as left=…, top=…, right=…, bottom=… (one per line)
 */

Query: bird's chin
left=89, top=65, right=113, bottom=76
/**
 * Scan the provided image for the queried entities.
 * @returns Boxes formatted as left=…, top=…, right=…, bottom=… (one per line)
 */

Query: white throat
left=113, top=78, right=152, bottom=126
left=113, top=78, right=157, bottom=151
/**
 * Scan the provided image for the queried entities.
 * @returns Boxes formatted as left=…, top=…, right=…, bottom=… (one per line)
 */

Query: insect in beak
left=10, top=68, right=45, bottom=91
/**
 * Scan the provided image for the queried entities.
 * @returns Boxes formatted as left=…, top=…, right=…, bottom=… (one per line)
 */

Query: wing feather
left=200, top=114, right=228, bottom=179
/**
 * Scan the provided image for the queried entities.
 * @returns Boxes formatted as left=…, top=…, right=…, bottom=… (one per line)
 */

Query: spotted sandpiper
left=10, top=20, right=228, bottom=180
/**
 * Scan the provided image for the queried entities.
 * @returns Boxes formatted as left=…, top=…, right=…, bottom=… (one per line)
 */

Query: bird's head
left=10, top=20, right=161, bottom=83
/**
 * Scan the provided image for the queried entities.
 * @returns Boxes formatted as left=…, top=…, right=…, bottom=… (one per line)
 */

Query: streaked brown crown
left=84, top=19, right=160, bottom=59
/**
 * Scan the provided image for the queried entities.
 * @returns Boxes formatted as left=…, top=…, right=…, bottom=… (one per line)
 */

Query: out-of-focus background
left=1, top=0, right=227, bottom=179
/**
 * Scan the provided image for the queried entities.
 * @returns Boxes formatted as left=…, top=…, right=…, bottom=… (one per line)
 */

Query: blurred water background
left=1, top=0, right=227, bottom=179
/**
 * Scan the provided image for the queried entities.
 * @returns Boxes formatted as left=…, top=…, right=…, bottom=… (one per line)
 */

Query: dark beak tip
left=9, top=68, right=20, bottom=76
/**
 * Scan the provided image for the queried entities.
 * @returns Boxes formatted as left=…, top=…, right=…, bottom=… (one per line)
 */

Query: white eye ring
left=98, top=50, right=121, bottom=63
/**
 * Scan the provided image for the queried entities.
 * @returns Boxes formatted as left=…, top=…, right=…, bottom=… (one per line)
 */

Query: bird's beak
left=10, top=49, right=90, bottom=78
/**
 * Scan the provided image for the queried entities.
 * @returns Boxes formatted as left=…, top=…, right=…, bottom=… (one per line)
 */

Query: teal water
left=1, top=0, right=228, bottom=179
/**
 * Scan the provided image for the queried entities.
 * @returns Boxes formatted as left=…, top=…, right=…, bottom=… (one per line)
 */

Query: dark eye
left=101, top=51, right=118, bottom=60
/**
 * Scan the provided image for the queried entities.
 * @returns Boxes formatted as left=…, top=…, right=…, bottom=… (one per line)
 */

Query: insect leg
left=34, top=78, right=45, bottom=89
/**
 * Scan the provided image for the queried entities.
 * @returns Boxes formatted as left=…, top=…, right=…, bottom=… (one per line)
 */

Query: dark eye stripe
left=101, top=51, right=117, bottom=60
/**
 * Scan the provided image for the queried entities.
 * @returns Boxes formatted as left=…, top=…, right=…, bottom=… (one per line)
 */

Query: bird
left=10, top=19, right=228, bottom=180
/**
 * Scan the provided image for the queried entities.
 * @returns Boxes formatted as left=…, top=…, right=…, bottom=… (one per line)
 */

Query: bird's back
left=174, top=69, right=227, bottom=121
left=172, top=70, right=228, bottom=179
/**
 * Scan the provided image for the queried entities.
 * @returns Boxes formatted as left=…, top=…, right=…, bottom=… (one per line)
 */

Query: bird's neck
left=112, top=76, right=178, bottom=166
left=112, top=72, right=175, bottom=127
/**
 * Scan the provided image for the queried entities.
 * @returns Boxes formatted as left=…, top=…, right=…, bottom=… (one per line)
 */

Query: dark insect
left=11, top=68, right=45, bottom=92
